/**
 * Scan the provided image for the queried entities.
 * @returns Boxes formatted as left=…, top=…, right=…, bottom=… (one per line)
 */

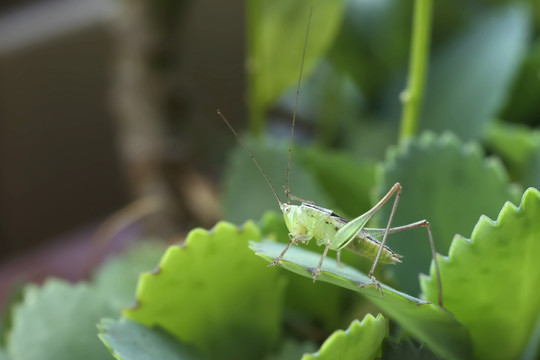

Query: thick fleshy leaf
left=98, top=318, right=202, bottom=360
left=260, top=211, right=376, bottom=332
left=7, top=280, right=115, bottom=360
left=259, top=211, right=352, bottom=331
left=378, top=132, right=521, bottom=296
left=421, top=4, right=530, bottom=140
left=124, top=222, right=285, bottom=360
left=93, top=242, right=167, bottom=311
left=247, top=0, right=346, bottom=128
left=302, top=314, right=387, bottom=360
left=421, top=187, right=540, bottom=359
left=251, top=241, right=472, bottom=360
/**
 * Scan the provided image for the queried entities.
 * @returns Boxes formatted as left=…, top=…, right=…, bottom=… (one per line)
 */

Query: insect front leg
left=312, top=239, right=332, bottom=282
left=269, top=234, right=312, bottom=267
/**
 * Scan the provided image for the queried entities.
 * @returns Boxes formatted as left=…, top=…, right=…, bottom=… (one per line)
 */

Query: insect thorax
left=295, top=203, right=343, bottom=246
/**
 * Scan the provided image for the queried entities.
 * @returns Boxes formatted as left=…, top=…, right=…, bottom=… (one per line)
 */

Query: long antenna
left=217, top=110, right=283, bottom=206
left=286, top=5, right=313, bottom=204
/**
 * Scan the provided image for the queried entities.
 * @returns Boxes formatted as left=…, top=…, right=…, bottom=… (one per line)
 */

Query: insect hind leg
left=367, top=220, right=444, bottom=308
left=369, top=275, right=383, bottom=297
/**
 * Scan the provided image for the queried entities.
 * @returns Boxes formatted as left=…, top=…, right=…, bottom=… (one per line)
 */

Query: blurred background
left=0, top=0, right=245, bottom=305
left=0, top=0, right=539, bottom=309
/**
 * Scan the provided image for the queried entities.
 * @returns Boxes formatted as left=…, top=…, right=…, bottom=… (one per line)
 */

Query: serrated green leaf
left=378, top=132, right=521, bottom=296
left=247, top=0, right=346, bottom=130
left=251, top=241, right=472, bottom=360
left=222, top=137, right=329, bottom=224
left=302, top=314, right=387, bottom=360
left=124, top=222, right=285, bottom=360
left=98, top=318, right=202, bottom=360
left=7, top=279, right=115, bottom=360
left=421, top=187, right=540, bottom=359
left=93, top=242, right=167, bottom=312
left=422, top=4, right=531, bottom=140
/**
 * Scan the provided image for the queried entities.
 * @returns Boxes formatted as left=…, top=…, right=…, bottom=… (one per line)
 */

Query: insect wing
left=332, top=211, right=374, bottom=250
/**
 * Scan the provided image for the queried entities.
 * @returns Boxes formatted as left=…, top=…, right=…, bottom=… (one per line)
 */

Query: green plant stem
left=399, top=0, right=433, bottom=140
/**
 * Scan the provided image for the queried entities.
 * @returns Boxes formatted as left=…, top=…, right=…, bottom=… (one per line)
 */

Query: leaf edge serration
left=420, top=186, right=540, bottom=359
left=123, top=220, right=286, bottom=360
left=301, top=313, right=388, bottom=359
left=381, top=131, right=517, bottom=193
left=421, top=186, right=540, bottom=286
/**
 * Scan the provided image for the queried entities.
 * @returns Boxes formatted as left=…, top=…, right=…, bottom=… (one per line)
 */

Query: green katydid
left=218, top=7, right=443, bottom=308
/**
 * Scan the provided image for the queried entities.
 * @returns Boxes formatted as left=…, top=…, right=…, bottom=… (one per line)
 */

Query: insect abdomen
left=345, top=232, right=402, bottom=264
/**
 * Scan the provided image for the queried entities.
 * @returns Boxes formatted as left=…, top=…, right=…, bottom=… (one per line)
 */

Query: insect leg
left=312, top=239, right=332, bottom=282
left=334, top=183, right=402, bottom=250
left=289, top=194, right=314, bottom=204
left=366, top=183, right=402, bottom=294
left=367, top=220, right=443, bottom=308
left=336, top=250, right=343, bottom=267
left=268, top=234, right=311, bottom=267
